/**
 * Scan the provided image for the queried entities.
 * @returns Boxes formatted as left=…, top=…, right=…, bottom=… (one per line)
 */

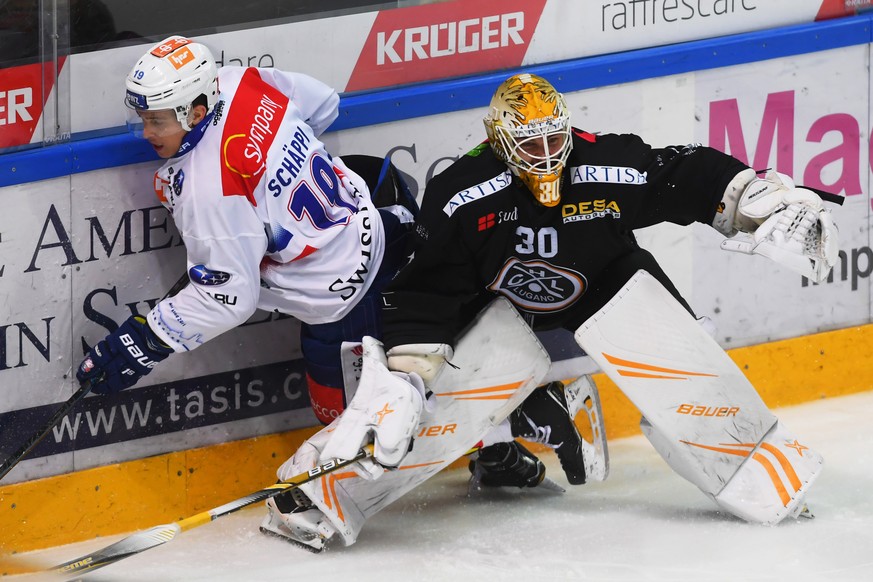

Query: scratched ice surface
left=16, top=391, right=873, bottom=582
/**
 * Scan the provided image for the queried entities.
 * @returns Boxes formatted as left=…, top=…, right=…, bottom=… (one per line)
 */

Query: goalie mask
left=484, top=74, right=572, bottom=207
left=124, top=36, right=219, bottom=134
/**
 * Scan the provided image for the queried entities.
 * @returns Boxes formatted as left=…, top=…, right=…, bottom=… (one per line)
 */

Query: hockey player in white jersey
left=74, top=36, right=421, bottom=431
left=74, top=37, right=586, bottom=552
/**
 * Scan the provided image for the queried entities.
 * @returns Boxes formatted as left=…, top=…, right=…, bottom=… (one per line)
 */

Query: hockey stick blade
left=52, top=445, right=373, bottom=577
left=563, top=375, right=609, bottom=481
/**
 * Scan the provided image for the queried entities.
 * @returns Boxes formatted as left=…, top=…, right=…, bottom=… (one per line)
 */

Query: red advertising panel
left=817, top=0, right=868, bottom=19
left=346, top=0, right=546, bottom=92
left=0, top=59, right=64, bottom=149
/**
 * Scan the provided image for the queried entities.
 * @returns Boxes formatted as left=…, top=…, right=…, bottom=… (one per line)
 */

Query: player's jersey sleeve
left=147, top=144, right=267, bottom=352
left=254, top=68, right=339, bottom=136
left=381, top=164, right=492, bottom=350
left=600, top=134, right=750, bottom=229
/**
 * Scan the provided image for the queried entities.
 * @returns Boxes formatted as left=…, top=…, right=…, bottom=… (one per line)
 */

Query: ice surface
left=12, top=391, right=873, bottom=581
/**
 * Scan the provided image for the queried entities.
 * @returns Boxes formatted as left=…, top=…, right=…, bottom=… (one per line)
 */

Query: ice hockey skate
left=468, top=440, right=565, bottom=492
left=509, top=382, right=588, bottom=484
left=259, top=491, right=337, bottom=553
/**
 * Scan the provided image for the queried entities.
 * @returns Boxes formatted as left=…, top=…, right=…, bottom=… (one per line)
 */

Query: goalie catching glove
left=715, top=169, right=839, bottom=283
left=319, top=336, right=430, bottom=476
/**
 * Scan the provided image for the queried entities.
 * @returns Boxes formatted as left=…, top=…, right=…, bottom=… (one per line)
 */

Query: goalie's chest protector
left=450, top=138, right=652, bottom=318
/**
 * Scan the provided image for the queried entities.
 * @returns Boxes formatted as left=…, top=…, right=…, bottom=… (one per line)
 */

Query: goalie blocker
left=574, top=270, right=822, bottom=525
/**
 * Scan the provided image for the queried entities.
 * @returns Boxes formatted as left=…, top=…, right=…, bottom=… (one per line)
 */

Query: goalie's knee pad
left=469, top=441, right=546, bottom=489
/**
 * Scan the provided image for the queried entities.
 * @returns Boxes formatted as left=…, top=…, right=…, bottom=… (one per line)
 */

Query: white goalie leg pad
left=270, top=426, right=362, bottom=549
left=340, top=340, right=364, bottom=404
left=710, top=420, right=823, bottom=524
left=573, top=270, right=823, bottom=524
left=298, top=298, right=551, bottom=546
left=563, top=375, right=609, bottom=481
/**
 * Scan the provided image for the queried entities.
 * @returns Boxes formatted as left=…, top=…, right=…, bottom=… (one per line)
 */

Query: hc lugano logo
left=487, top=258, right=586, bottom=312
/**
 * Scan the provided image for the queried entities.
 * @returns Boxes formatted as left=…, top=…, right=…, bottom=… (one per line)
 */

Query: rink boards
left=3, top=322, right=872, bottom=554
left=3, top=12, right=873, bottom=554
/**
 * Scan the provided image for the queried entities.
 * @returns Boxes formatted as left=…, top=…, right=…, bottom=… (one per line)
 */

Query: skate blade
left=563, top=376, right=609, bottom=481
left=538, top=476, right=567, bottom=493
left=466, top=474, right=566, bottom=495
left=259, top=526, right=325, bottom=554
left=796, top=504, right=815, bottom=520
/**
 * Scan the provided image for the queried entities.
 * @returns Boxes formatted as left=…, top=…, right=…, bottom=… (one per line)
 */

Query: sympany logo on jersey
left=487, top=258, right=586, bottom=312
left=189, top=264, right=232, bottom=286
left=220, top=69, right=289, bottom=206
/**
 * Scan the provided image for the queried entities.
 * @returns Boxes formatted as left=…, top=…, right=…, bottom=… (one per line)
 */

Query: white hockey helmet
left=483, top=73, right=572, bottom=207
left=124, top=36, right=219, bottom=132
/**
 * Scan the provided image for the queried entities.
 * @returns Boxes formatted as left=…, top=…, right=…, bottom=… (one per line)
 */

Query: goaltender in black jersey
left=267, top=73, right=839, bottom=552
left=382, top=128, right=750, bottom=343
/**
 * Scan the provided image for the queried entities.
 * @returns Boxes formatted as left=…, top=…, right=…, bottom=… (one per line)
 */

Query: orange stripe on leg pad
left=434, top=380, right=525, bottom=397
left=603, top=353, right=717, bottom=377
left=681, top=440, right=793, bottom=507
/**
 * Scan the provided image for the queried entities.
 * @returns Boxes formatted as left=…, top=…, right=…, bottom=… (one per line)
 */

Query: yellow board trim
left=2, top=323, right=872, bottom=556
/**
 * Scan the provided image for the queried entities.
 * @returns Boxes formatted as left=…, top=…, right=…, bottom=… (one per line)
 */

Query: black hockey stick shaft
left=0, top=272, right=190, bottom=482
left=0, top=381, right=92, bottom=481
left=53, top=445, right=373, bottom=577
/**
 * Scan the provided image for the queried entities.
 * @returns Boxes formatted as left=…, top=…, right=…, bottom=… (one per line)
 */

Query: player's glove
left=77, top=315, right=173, bottom=395
left=716, top=169, right=839, bottom=283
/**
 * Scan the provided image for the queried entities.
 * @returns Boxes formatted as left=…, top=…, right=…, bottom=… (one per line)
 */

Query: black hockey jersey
left=382, top=130, right=749, bottom=349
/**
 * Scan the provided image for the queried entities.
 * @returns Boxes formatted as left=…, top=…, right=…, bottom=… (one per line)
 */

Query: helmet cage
left=483, top=73, right=573, bottom=207
left=491, top=117, right=571, bottom=176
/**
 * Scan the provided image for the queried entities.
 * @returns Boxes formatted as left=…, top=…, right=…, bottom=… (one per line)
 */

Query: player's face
left=138, top=109, right=186, bottom=158
left=516, top=132, right=568, bottom=169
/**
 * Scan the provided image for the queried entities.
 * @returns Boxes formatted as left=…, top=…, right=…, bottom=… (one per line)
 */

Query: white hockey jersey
left=146, top=67, right=385, bottom=352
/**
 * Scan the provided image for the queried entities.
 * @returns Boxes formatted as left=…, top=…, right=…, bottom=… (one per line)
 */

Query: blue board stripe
left=2, top=14, right=871, bottom=188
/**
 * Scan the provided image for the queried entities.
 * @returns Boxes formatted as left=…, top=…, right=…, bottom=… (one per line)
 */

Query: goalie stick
left=52, top=445, right=374, bottom=577
left=0, top=272, right=191, bottom=483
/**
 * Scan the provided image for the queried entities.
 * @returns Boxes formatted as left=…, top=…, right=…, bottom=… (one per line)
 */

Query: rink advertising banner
left=690, top=45, right=871, bottom=347
left=344, top=0, right=546, bottom=91
left=1, top=0, right=856, bottom=145
left=0, top=165, right=311, bottom=481
left=0, top=59, right=65, bottom=149
left=0, top=360, right=310, bottom=461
